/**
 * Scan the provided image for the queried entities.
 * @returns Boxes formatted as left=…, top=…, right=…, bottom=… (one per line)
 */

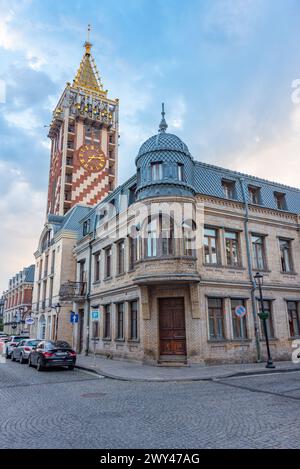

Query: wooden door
left=159, top=297, right=186, bottom=355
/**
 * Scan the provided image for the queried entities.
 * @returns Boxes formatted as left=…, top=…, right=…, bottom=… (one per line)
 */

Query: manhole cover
left=80, top=392, right=106, bottom=398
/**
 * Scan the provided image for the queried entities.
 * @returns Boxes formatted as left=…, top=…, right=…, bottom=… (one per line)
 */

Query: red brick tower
left=47, top=30, right=119, bottom=215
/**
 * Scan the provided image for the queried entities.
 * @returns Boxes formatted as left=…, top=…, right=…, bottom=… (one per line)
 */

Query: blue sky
left=1, top=0, right=300, bottom=291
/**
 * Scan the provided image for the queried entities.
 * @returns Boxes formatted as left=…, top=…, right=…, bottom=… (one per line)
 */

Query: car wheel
left=11, top=354, right=16, bottom=362
left=28, top=356, right=32, bottom=367
left=36, top=358, right=44, bottom=372
left=20, top=354, right=25, bottom=364
left=68, top=365, right=75, bottom=370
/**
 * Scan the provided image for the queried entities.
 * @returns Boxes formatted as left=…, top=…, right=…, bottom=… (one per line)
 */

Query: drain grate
left=80, top=392, right=106, bottom=398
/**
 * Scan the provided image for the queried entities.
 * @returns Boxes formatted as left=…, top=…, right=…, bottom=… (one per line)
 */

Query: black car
left=28, top=340, right=76, bottom=371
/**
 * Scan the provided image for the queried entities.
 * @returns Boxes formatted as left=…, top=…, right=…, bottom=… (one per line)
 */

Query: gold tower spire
left=73, top=24, right=107, bottom=96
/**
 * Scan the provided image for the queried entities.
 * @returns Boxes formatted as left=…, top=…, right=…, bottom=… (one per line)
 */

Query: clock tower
left=47, top=31, right=119, bottom=215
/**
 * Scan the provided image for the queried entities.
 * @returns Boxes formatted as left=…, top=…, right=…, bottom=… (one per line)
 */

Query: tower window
left=151, top=162, right=163, bottom=181
left=177, top=163, right=184, bottom=182
left=274, top=192, right=287, bottom=210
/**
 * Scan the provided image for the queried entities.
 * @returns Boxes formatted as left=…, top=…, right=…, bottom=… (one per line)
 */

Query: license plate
left=56, top=352, right=67, bottom=356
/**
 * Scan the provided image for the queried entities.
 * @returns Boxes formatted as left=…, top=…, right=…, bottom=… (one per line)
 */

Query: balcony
left=59, top=281, right=86, bottom=301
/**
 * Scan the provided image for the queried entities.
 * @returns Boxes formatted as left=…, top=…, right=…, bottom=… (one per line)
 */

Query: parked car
left=0, top=336, right=10, bottom=355
left=5, top=335, right=29, bottom=358
left=28, top=340, right=76, bottom=371
left=11, top=339, right=40, bottom=364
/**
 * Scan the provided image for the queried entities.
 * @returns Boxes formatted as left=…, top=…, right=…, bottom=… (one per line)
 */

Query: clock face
left=78, top=144, right=107, bottom=172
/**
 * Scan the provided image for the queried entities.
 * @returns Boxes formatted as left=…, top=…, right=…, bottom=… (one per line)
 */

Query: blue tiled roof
left=194, top=161, right=300, bottom=212
left=137, top=132, right=190, bottom=160
left=24, top=264, right=35, bottom=283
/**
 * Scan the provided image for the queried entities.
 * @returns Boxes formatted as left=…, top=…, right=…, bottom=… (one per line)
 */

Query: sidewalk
left=76, top=354, right=300, bottom=382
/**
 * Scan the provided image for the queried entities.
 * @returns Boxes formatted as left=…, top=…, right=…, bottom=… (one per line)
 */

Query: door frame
left=158, top=296, right=187, bottom=357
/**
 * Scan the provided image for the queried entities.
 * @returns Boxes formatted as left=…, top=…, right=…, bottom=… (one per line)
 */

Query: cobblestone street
left=0, top=361, right=300, bottom=449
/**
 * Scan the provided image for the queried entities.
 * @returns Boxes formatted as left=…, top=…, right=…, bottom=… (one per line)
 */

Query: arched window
left=144, top=214, right=174, bottom=258
left=41, top=230, right=51, bottom=252
left=38, top=315, right=46, bottom=340
left=182, top=219, right=197, bottom=256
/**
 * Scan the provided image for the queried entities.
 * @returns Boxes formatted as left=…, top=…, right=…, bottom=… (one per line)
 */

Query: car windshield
left=26, top=340, right=39, bottom=347
left=14, top=337, right=29, bottom=342
left=46, top=341, right=71, bottom=350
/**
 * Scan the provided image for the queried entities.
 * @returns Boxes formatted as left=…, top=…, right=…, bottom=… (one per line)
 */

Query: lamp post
left=254, top=272, right=275, bottom=369
left=52, top=303, right=61, bottom=341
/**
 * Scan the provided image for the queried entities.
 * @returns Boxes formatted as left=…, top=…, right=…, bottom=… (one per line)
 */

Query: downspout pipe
left=85, top=213, right=99, bottom=356
left=239, top=177, right=261, bottom=362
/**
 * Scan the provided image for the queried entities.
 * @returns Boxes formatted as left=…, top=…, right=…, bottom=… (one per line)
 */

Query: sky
left=1, top=0, right=300, bottom=292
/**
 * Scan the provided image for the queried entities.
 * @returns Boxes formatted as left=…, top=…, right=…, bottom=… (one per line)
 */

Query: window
left=231, top=299, right=248, bottom=339
left=259, top=300, right=275, bottom=339
left=103, top=305, right=111, bottom=338
left=145, top=214, right=174, bottom=258
left=208, top=298, right=225, bottom=340
left=248, top=186, right=261, bottom=205
left=182, top=219, right=196, bottom=256
left=129, top=185, right=137, bottom=205
left=274, top=192, right=287, bottom=210
left=204, top=228, right=218, bottom=264
left=151, top=162, right=163, bottom=181
left=92, top=320, right=99, bottom=339
left=117, top=241, right=125, bottom=275
left=51, top=250, right=55, bottom=274
left=116, top=303, right=124, bottom=339
left=105, top=247, right=112, bottom=278
left=44, top=255, right=49, bottom=277
left=287, top=301, right=300, bottom=337
left=94, top=252, right=101, bottom=282
left=279, top=239, right=293, bottom=272
left=83, top=219, right=90, bottom=237
left=222, top=180, right=235, bottom=199
left=251, top=235, right=266, bottom=270
left=130, top=301, right=138, bottom=340
left=225, top=231, right=240, bottom=267
left=177, top=164, right=184, bottom=181
left=129, top=235, right=139, bottom=270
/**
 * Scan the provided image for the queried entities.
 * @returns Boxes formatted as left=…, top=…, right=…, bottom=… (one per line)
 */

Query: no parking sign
left=235, top=305, right=246, bottom=318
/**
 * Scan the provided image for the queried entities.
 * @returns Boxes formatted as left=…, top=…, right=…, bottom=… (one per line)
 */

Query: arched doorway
left=38, top=315, right=46, bottom=340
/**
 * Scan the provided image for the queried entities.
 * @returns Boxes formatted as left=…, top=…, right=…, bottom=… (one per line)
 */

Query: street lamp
left=254, top=272, right=275, bottom=369
left=52, top=303, right=61, bottom=341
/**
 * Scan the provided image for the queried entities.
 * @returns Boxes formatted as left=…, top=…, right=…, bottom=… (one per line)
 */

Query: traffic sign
left=235, top=305, right=246, bottom=318
left=91, top=311, right=99, bottom=321
left=70, top=312, right=79, bottom=324
left=25, top=317, right=34, bottom=325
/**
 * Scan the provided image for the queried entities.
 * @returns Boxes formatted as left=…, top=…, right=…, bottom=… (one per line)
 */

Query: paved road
left=0, top=360, right=300, bottom=449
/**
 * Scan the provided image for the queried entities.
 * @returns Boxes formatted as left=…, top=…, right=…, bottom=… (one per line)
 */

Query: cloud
left=221, top=106, right=300, bottom=188
left=0, top=161, right=45, bottom=291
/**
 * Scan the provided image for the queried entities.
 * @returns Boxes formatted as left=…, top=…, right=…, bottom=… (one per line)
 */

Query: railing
left=59, top=281, right=86, bottom=301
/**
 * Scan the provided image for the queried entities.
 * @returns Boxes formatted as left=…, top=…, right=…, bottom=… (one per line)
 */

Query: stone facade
left=3, top=265, right=35, bottom=335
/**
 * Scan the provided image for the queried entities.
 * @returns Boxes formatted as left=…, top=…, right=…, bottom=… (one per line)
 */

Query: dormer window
left=83, top=219, right=90, bottom=237
left=222, top=180, right=235, bottom=199
left=177, top=163, right=184, bottom=182
left=274, top=192, right=287, bottom=210
left=151, top=162, right=163, bottom=181
left=248, top=185, right=261, bottom=205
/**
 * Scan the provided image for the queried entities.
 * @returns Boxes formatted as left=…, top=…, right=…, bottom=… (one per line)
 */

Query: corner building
left=72, top=111, right=300, bottom=364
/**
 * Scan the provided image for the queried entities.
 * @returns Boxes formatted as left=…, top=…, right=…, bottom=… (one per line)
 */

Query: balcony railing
left=59, top=281, right=86, bottom=301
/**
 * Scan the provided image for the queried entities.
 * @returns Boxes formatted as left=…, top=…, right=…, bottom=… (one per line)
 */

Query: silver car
left=5, top=335, right=29, bottom=358
left=12, top=339, right=39, bottom=364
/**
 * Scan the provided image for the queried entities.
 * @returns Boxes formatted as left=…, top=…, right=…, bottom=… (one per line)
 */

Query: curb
left=75, top=363, right=300, bottom=383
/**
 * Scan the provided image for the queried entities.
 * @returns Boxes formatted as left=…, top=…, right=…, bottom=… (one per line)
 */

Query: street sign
left=25, top=317, right=34, bottom=325
left=91, top=311, right=99, bottom=321
left=235, top=305, right=246, bottom=318
left=70, top=312, right=79, bottom=324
